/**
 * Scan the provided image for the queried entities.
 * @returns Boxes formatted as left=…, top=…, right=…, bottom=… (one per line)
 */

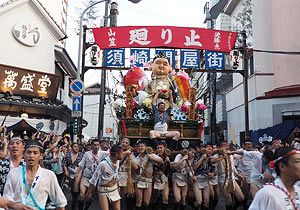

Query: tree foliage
left=233, top=0, right=253, bottom=47
left=74, top=0, right=101, bottom=36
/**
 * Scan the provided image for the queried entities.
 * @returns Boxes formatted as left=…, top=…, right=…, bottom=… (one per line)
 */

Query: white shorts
left=172, top=176, right=188, bottom=187
left=153, top=175, right=168, bottom=190
left=196, top=175, right=218, bottom=189
left=136, top=178, right=152, bottom=189
left=98, top=184, right=121, bottom=202
left=218, top=174, right=226, bottom=184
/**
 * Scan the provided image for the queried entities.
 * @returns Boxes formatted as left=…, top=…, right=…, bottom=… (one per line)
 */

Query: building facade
left=0, top=0, right=76, bottom=135
left=83, top=83, right=117, bottom=141
left=206, top=0, right=300, bottom=144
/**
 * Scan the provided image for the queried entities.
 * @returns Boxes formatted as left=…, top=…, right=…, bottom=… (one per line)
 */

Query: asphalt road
left=63, top=186, right=234, bottom=210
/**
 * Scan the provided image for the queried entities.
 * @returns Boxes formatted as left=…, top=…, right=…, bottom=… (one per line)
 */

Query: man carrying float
left=151, top=140, right=172, bottom=209
left=172, top=147, right=196, bottom=210
left=134, top=140, right=163, bottom=210
left=118, top=138, right=138, bottom=210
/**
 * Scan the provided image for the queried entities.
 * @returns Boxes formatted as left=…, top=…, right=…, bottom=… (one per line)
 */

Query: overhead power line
left=253, top=49, right=300, bottom=55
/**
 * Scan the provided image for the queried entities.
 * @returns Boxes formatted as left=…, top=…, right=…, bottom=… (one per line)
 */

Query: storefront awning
left=0, top=96, right=71, bottom=123
left=250, top=120, right=300, bottom=145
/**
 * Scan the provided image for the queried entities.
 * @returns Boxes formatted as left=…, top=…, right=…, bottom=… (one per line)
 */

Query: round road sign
left=70, top=79, right=85, bottom=93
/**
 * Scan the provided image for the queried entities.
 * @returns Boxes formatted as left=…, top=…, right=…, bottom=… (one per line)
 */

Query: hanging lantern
left=90, top=44, right=100, bottom=65
left=20, top=113, right=28, bottom=119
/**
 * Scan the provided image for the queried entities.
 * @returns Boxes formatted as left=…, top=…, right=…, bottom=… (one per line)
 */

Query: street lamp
left=76, top=0, right=143, bottom=141
left=127, top=0, right=142, bottom=3
left=77, top=0, right=111, bottom=78
left=77, top=0, right=143, bottom=77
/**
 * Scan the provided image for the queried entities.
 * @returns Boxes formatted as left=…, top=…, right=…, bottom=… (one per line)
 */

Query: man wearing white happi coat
left=231, top=145, right=275, bottom=198
left=86, top=145, right=123, bottom=210
left=75, top=139, right=109, bottom=210
left=134, top=140, right=163, bottom=210
left=172, top=148, right=195, bottom=210
left=3, top=141, right=67, bottom=210
left=249, top=147, right=300, bottom=210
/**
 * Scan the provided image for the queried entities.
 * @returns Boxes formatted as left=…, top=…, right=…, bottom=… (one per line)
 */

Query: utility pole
left=98, top=1, right=118, bottom=140
left=211, top=71, right=217, bottom=144
left=206, top=17, right=217, bottom=145
left=78, top=0, right=140, bottom=142
left=77, top=0, right=111, bottom=143
left=242, top=31, right=250, bottom=141
left=78, top=25, right=88, bottom=143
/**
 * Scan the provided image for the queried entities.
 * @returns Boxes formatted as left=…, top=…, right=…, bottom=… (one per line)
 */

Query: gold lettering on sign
left=0, top=64, right=60, bottom=100
left=125, top=86, right=135, bottom=119
left=188, top=87, right=196, bottom=120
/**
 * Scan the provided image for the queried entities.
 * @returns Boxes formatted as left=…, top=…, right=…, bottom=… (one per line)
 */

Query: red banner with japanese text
left=92, top=26, right=237, bottom=53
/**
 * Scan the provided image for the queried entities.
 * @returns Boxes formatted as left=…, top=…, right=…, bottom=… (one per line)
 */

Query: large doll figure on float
left=144, top=52, right=176, bottom=109
left=144, top=53, right=181, bottom=149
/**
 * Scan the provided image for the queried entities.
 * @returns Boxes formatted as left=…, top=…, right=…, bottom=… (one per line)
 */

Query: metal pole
left=76, top=0, right=108, bottom=143
left=77, top=0, right=108, bottom=78
left=98, top=0, right=112, bottom=140
left=78, top=26, right=88, bottom=144
left=211, top=72, right=217, bottom=144
left=207, top=18, right=217, bottom=145
left=242, top=31, right=250, bottom=141
left=109, top=2, right=118, bottom=27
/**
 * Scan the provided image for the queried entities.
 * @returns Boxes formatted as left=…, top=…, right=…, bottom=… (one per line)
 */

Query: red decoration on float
left=123, top=67, right=148, bottom=91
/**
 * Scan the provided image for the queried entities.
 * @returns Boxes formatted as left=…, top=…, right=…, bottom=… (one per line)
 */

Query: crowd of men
left=0, top=125, right=300, bottom=210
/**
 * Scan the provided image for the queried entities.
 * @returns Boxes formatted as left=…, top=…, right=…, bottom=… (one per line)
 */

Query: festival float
left=114, top=63, right=206, bottom=148
left=91, top=25, right=238, bottom=148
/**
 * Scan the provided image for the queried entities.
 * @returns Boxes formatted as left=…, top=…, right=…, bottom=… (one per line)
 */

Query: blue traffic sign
left=70, top=79, right=85, bottom=93
left=72, top=96, right=81, bottom=112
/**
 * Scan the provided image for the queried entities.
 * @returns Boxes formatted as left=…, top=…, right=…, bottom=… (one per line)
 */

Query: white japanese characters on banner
left=93, top=26, right=237, bottom=53
left=161, top=28, right=172, bottom=44
left=104, top=49, right=125, bottom=67
left=129, top=28, right=151, bottom=46
left=180, top=49, right=200, bottom=68
left=184, top=30, right=202, bottom=47
left=20, top=73, right=35, bottom=92
left=0, top=64, right=59, bottom=99
left=108, top=28, right=117, bottom=47
left=38, top=75, right=52, bottom=94
left=213, top=31, right=221, bottom=50
left=3, top=70, right=18, bottom=89
left=205, top=51, right=225, bottom=70
left=130, top=48, right=150, bottom=67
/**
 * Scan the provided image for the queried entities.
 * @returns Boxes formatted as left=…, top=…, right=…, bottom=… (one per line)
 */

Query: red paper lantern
left=123, top=67, right=148, bottom=91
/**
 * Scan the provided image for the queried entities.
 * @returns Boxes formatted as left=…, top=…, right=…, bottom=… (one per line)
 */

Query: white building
left=36, top=0, right=68, bottom=32
left=0, top=0, right=76, bottom=135
left=83, top=83, right=118, bottom=141
left=209, top=0, right=300, bottom=144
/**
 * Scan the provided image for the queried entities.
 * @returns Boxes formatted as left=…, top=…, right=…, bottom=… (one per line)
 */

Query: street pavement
left=63, top=185, right=232, bottom=210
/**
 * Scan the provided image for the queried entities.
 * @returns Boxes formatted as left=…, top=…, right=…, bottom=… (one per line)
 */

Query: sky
left=65, top=0, right=207, bottom=87
left=0, top=0, right=206, bottom=86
